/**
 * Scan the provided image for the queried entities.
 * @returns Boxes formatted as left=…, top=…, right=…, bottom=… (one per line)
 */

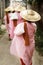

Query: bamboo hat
left=15, top=5, right=26, bottom=12
left=20, top=9, right=41, bottom=22
left=5, top=5, right=15, bottom=12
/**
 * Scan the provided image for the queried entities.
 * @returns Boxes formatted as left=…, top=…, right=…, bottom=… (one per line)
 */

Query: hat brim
left=5, top=6, right=15, bottom=12
left=20, top=10, right=41, bottom=22
left=15, top=6, right=26, bottom=12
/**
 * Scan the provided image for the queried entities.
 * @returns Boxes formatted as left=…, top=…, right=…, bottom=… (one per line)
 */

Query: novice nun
left=10, top=12, right=18, bottom=39
left=4, top=5, right=15, bottom=40
left=10, top=9, right=41, bottom=65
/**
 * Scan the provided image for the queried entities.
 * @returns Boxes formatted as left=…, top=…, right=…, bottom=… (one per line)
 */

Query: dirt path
left=0, top=33, right=43, bottom=65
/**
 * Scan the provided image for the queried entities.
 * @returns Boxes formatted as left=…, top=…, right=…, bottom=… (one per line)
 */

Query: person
left=8, top=4, right=26, bottom=39
left=8, top=4, right=25, bottom=39
left=4, top=4, right=26, bottom=40
left=15, top=5, right=26, bottom=24
left=10, top=9, right=41, bottom=65
left=4, top=7, right=11, bottom=40
left=4, top=5, right=16, bottom=40
left=10, top=12, right=18, bottom=39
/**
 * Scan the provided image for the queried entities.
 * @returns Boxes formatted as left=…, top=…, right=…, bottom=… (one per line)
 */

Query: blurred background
left=0, top=0, right=43, bottom=65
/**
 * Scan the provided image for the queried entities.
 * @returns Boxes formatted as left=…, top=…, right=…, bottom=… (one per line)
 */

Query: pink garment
left=16, top=12, right=23, bottom=24
left=4, top=15, right=9, bottom=34
left=4, top=14, right=14, bottom=39
left=4, top=14, right=15, bottom=39
left=9, top=20, right=14, bottom=39
left=10, top=22, right=36, bottom=65
left=9, top=12, right=23, bottom=39
left=8, top=13, right=16, bottom=39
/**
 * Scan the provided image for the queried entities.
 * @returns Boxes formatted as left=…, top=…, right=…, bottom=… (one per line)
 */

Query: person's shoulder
left=31, top=23, right=37, bottom=27
left=31, top=23, right=37, bottom=32
left=14, top=22, right=25, bottom=35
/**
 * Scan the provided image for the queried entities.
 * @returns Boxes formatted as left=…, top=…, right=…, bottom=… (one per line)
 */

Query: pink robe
left=4, top=13, right=14, bottom=39
left=9, top=12, right=23, bottom=39
left=16, top=12, right=23, bottom=24
left=9, top=19, right=14, bottom=39
left=10, top=22, right=36, bottom=65
left=4, top=15, right=9, bottom=34
left=4, top=12, right=23, bottom=39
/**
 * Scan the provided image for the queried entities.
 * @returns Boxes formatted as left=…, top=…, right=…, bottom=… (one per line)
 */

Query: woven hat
left=5, top=5, right=15, bottom=12
left=20, top=9, right=41, bottom=22
left=15, top=5, right=26, bottom=12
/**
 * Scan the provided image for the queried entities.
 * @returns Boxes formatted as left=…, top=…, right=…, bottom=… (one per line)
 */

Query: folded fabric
left=10, top=13, right=18, bottom=20
left=32, top=23, right=37, bottom=32
left=14, top=23, right=25, bottom=35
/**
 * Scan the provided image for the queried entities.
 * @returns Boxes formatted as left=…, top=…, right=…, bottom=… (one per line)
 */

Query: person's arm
left=6, top=14, right=9, bottom=24
left=28, top=23, right=36, bottom=57
left=23, top=23, right=30, bottom=46
left=23, top=23, right=35, bottom=57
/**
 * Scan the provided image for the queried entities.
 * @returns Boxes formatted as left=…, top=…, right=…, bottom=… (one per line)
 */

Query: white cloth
left=10, top=12, right=18, bottom=20
left=14, top=23, right=25, bottom=35
left=32, top=23, right=37, bottom=32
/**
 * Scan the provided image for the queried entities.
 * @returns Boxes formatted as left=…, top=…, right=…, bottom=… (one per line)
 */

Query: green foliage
left=0, top=27, right=5, bottom=35
left=35, top=22, right=43, bottom=54
left=23, top=0, right=43, bottom=7
left=23, top=0, right=27, bottom=3
left=35, top=29, right=43, bottom=46
left=0, top=23, right=5, bottom=35
left=23, top=0, right=36, bottom=5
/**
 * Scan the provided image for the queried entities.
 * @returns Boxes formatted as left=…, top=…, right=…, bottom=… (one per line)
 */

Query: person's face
left=13, top=19, right=17, bottom=27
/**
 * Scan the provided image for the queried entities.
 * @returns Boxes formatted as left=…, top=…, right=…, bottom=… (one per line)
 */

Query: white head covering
left=14, top=23, right=25, bottom=35
left=10, top=13, right=18, bottom=20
